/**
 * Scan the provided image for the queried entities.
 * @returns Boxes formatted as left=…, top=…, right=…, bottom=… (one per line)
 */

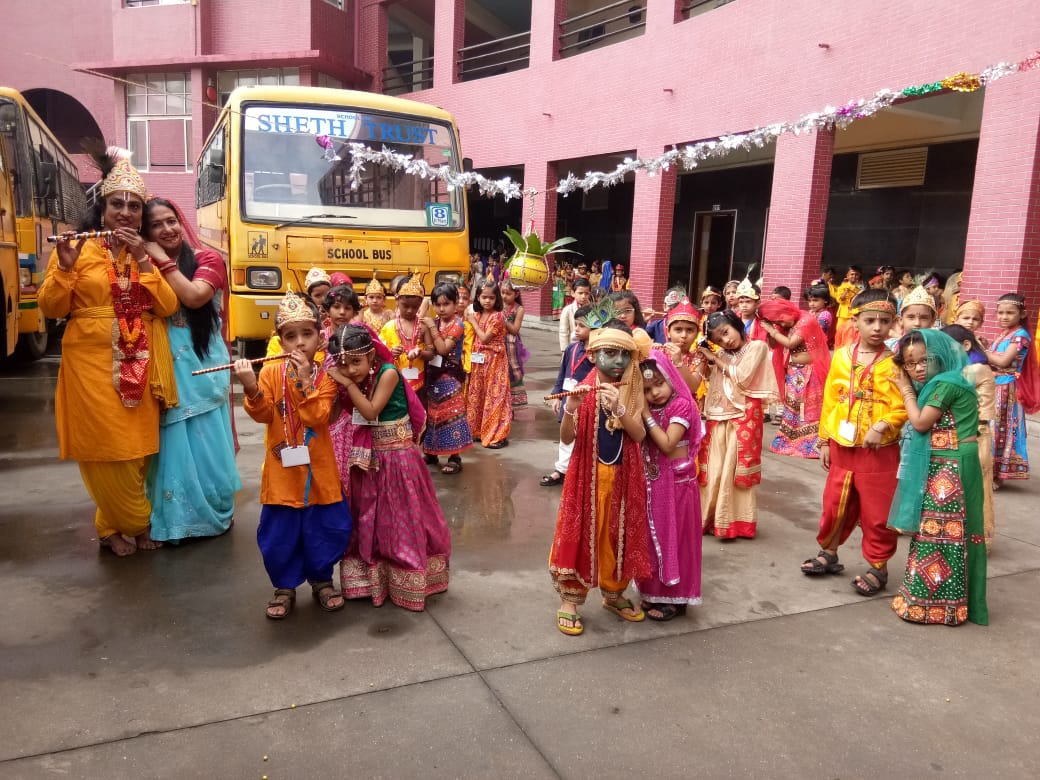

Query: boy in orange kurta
left=236, top=290, right=352, bottom=620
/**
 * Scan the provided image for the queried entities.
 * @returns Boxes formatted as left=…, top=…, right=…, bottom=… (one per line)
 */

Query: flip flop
left=540, top=471, right=565, bottom=486
left=602, top=596, right=645, bottom=622
left=557, top=610, right=584, bottom=636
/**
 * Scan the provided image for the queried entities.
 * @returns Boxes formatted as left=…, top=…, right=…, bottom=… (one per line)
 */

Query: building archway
left=21, top=88, right=103, bottom=154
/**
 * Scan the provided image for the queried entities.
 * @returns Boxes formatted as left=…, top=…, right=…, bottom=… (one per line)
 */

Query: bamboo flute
left=191, top=352, right=290, bottom=376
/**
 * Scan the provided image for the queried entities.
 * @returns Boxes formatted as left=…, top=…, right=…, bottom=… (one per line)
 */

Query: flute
left=543, top=382, right=626, bottom=401
left=46, top=230, right=115, bottom=243
left=191, top=352, right=290, bottom=376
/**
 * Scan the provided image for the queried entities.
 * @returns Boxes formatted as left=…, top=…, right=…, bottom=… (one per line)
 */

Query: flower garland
left=105, top=248, right=145, bottom=350
left=330, top=48, right=1039, bottom=200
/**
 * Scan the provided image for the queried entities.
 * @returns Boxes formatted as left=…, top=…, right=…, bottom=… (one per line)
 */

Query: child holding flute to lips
left=234, top=289, right=352, bottom=620
left=549, top=316, right=653, bottom=636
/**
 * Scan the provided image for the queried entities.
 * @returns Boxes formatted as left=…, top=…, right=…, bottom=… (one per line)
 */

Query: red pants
left=817, top=444, right=899, bottom=566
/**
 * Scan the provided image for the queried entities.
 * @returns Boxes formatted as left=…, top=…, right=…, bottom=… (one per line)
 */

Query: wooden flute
left=46, top=230, right=115, bottom=243
left=191, top=352, right=291, bottom=376
left=543, top=382, right=626, bottom=401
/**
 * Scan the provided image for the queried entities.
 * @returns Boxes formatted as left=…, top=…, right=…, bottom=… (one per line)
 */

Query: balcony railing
left=559, top=1, right=646, bottom=58
left=382, top=55, right=434, bottom=96
left=458, top=31, right=531, bottom=82
left=680, top=0, right=737, bottom=21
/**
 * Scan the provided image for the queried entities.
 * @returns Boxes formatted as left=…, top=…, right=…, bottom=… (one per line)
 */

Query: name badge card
left=352, top=409, right=377, bottom=426
left=838, top=419, right=857, bottom=443
left=402, top=367, right=420, bottom=380
left=470, top=352, right=486, bottom=364
left=562, top=378, right=578, bottom=392
left=428, top=354, right=443, bottom=368
left=279, top=445, right=311, bottom=467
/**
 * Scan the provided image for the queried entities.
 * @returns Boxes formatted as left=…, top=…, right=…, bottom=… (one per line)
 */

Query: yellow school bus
left=0, top=88, right=87, bottom=359
left=195, top=85, right=470, bottom=346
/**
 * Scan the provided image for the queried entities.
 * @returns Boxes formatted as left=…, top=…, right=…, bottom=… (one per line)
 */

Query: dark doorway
left=689, top=210, right=736, bottom=294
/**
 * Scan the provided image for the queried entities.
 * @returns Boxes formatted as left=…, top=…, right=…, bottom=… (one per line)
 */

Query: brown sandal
left=266, top=588, right=296, bottom=620
left=311, top=581, right=345, bottom=612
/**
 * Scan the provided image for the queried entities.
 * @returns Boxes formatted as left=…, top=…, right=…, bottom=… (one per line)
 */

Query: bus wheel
left=16, top=330, right=48, bottom=361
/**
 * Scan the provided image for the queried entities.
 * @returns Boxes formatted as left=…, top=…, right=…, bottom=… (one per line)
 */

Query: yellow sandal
left=557, top=610, right=584, bottom=636
left=602, top=596, right=645, bottom=622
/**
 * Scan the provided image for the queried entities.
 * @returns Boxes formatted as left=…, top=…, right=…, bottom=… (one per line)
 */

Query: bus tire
left=16, top=330, right=48, bottom=361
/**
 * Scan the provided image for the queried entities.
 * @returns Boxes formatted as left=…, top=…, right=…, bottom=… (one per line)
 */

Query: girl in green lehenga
left=889, top=329, right=988, bottom=626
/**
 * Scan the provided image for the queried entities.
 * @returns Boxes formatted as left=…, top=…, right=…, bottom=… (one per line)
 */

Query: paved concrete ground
left=1, top=326, right=1038, bottom=779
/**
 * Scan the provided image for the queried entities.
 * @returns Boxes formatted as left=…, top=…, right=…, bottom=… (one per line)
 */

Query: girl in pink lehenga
left=327, top=324, right=451, bottom=611
left=634, top=347, right=705, bottom=620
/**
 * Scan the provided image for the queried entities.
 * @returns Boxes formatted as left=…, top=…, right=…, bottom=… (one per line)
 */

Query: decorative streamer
left=330, top=49, right=1037, bottom=200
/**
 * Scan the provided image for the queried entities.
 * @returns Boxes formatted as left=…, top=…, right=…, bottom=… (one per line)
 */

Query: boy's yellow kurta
left=38, top=243, right=179, bottom=461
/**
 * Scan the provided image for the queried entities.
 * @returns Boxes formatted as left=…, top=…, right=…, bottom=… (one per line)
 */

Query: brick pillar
left=433, top=0, right=464, bottom=88
left=358, top=0, right=388, bottom=93
left=629, top=158, right=678, bottom=311
left=530, top=0, right=566, bottom=65
left=522, top=160, right=559, bottom=319
left=761, top=128, right=834, bottom=295
left=960, top=67, right=1040, bottom=343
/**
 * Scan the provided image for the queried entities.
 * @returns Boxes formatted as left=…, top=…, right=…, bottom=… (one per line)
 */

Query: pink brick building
left=1, top=0, right=1037, bottom=327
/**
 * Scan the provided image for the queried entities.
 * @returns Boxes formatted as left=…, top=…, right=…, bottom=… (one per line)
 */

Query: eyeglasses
left=902, top=358, right=932, bottom=370
left=615, top=308, right=635, bottom=316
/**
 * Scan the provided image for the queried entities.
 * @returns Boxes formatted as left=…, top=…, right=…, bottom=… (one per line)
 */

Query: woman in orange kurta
left=38, top=155, right=179, bottom=556
left=465, top=281, right=512, bottom=448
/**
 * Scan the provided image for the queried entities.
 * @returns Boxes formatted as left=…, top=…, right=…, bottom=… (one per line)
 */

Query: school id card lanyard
left=279, top=361, right=319, bottom=467
left=395, top=315, right=422, bottom=381
left=470, top=312, right=494, bottom=365
left=839, top=343, right=879, bottom=443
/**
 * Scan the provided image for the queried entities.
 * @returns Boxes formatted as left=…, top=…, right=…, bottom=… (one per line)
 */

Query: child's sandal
left=602, top=596, right=645, bottom=622
left=266, top=588, right=296, bottom=620
left=851, top=568, right=888, bottom=596
left=311, top=581, right=345, bottom=612
left=441, top=455, right=463, bottom=475
left=801, top=550, right=844, bottom=576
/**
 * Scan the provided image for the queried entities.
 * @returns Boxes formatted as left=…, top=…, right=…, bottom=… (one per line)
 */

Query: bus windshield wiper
left=274, top=213, right=356, bottom=230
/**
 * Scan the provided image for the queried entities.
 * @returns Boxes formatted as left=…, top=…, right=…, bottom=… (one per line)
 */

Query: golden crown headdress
left=366, top=275, right=385, bottom=295
left=100, top=157, right=147, bottom=200
left=901, top=285, right=936, bottom=313
left=735, top=277, right=760, bottom=300
left=397, top=273, right=425, bottom=298
left=276, top=287, right=318, bottom=329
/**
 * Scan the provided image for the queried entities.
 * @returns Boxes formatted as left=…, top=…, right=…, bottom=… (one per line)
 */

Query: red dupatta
left=758, top=299, right=831, bottom=423
left=549, top=374, right=651, bottom=587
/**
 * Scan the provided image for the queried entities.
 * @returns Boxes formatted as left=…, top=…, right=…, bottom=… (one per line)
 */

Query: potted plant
left=502, top=225, right=580, bottom=289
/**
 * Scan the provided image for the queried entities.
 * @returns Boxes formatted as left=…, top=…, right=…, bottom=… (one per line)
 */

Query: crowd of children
left=541, top=264, right=1040, bottom=634
left=229, top=259, right=1036, bottom=635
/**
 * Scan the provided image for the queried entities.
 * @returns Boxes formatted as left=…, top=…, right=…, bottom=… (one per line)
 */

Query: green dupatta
left=887, top=329, right=974, bottom=533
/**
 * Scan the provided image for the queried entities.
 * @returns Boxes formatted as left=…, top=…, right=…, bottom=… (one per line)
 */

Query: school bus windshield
left=241, top=104, right=464, bottom=230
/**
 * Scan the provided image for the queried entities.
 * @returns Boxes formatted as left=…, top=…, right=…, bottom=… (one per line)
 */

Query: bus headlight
left=435, top=271, right=463, bottom=286
left=247, top=267, right=281, bottom=289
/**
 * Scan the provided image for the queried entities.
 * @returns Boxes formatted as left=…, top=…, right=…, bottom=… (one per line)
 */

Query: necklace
left=395, top=315, right=419, bottom=352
